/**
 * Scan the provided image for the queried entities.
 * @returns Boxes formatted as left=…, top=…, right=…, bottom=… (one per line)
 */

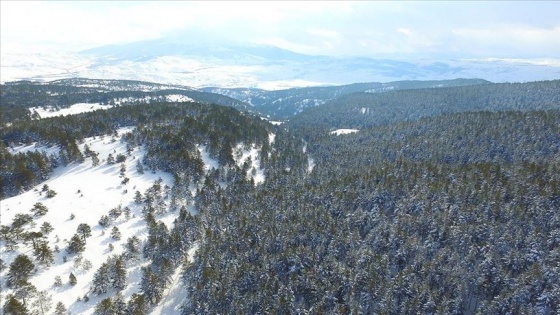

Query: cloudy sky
left=2, top=1, right=559, bottom=59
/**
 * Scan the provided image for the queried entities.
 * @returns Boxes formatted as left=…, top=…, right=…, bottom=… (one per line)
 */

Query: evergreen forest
left=1, top=79, right=559, bottom=314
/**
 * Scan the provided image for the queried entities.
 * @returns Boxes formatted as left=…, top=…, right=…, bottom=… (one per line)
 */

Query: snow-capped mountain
left=2, top=37, right=559, bottom=89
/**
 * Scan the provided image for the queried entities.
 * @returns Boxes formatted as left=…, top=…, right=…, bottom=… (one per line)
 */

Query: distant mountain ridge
left=203, top=78, right=491, bottom=118
left=2, top=36, right=558, bottom=89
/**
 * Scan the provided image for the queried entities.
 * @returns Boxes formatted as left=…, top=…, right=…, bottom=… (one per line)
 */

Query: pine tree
left=66, top=233, right=86, bottom=254
left=53, top=276, right=62, bottom=287
left=32, top=290, right=53, bottom=315
left=91, top=263, right=110, bottom=294
left=46, top=189, right=57, bottom=198
left=111, top=226, right=121, bottom=240
left=99, top=215, right=111, bottom=229
left=127, top=293, right=148, bottom=315
left=7, top=254, right=34, bottom=288
left=69, top=272, right=77, bottom=286
left=54, top=301, right=67, bottom=315
left=94, top=298, right=115, bottom=315
left=15, top=281, right=38, bottom=307
left=40, top=221, right=54, bottom=235
left=125, top=236, right=141, bottom=260
left=141, top=266, right=163, bottom=304
left=3, top=294, right=29, bottom=315
left=77, top=223, right=92, bottom=241
left=114, top=292, right=127, bottom=315
left=113, top=256, right=127, bottom=291
left=134, top=190, right=143, bottom=204
left=33, top=241, right=54, bottom=266
left=30, top=202, right=48, bottom=216
left=91, top=152, right=100, bottom=167
left=119, top=163, right=126, bottom=178
left=107, top=153, right=115, bottom=165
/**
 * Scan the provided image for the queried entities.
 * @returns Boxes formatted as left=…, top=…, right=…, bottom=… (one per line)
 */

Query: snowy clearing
left=165, top=94, right=194, bottom=102
left=330, top=129, right=359, bottom=135
left=30, top=103, right=113, bottom=118
left=233, top=143, right=265, bottom=185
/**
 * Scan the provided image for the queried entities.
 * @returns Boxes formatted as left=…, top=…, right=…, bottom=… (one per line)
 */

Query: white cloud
left=1, top=1, right=559, bottom=58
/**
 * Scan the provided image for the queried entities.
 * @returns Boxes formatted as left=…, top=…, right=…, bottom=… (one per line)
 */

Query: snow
left=261, top=117, right=285, bottom=126
left=233, top=143, right=265, bottom=185
left=269, top=133, right=276, bottom=145
left=330, top=129, right=359, bottom=135
left=0, top=127, right=191, bottom=315
left=150, top=243, right=198, bottom=315
left=3, top=50, right=560, bottom=89
left=30, top=103, right=113, bottom=118
left=302, top=140, right=315, bottom=174
left=165, top=94, right=194, bottom=102
left=197, top=145, right=219, bottom=171
left=8, top=143, right=60, bottom=156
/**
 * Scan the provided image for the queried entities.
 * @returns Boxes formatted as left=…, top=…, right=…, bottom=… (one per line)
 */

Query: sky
left=1, top=1, right=560, bottom=59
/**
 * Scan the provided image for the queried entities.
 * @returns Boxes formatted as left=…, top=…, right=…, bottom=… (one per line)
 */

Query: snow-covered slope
left=0, top=118, right=269, bottom=313
left=0, top=127, right=179, bottom=314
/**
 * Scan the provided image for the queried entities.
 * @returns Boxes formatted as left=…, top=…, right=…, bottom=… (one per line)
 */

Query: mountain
left=2, top=36, right=559, bottom=88
left=81, top=38, right=315, bottom=64
left=203, top=78, right=491, bottom=118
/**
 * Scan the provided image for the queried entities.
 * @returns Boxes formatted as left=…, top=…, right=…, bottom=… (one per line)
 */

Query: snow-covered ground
left=233, top=143, right=265, bottom=184
left=150, top=244, right=198, bottom=315
left=26, top=94, right=194, bottom=120
left=0, top=120, right=268, bottom=314
left=330, top=129, right=359, bottom=135
left=0, top=127, right=208, bottom=315
left=165, top=94, right=194, bottom=102
left=30, top=103, right=113, bottom=118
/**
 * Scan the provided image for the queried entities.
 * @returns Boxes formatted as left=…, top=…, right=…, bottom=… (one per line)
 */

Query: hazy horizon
left=2, top=1, right=559, bottom=59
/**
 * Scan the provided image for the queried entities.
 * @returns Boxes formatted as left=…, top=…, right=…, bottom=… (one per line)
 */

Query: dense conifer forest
left=1, top=79, right=559, bottom=314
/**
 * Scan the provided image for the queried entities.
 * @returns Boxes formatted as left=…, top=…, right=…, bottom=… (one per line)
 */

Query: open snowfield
left=0, top=127, right=200, bottom=314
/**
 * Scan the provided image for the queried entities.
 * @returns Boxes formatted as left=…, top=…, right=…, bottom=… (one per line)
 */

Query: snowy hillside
left=1, top=120, right=268, bottom=314
left=1, top=128, right=175, bottom=314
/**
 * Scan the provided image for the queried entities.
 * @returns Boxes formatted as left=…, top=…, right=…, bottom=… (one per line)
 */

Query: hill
left=0, top=78, right=252, bottom=124
left=203, top=78, right=490, bottom=118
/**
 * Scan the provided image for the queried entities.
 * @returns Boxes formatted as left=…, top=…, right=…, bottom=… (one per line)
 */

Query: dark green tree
left=54, top=301, right=67, bottom=315
left=3, top=294, right=29, bottom=315
left=94, top=298, right=115, bottom=315
left=69, top=272, right=77, bottom=286
left=7, top=254, right=34, bottom=288
left=76, top=223, right=92, bottom=241
left=30, top=202, right=48, bottom=216
left=66, top=234, right=86, bottom=254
